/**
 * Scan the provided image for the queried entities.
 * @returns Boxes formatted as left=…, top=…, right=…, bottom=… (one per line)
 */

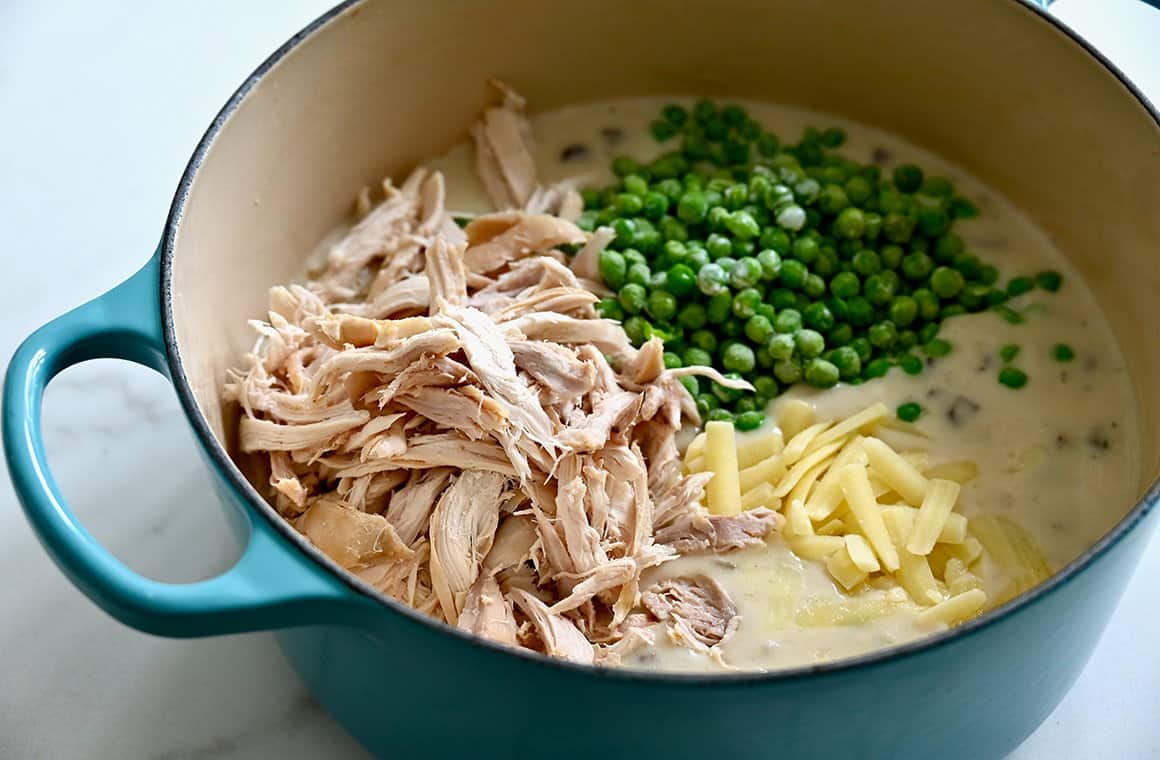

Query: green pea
left=803, top=302, right=835, bottom=331
left=893, top=164, right=924, bottom=193
left=626, top=262, right=651, bottom=288
left=691, top=329, right=718, bottom=352
left=774, top=358, right=803, bottom=385
left=979, top=265, right=1000, bottom=286
left=623, top=315, right=650, bottom=345
left=612, top=156, right=641, bottom=178
left=917, top=322, right=940, bottom=344
left=792, top=236, right=821, bottom=264
left=827, top=323, right=854, bottom=347
left=618, top=283, right=647, bottom=314
left=863, top=274, right=896, bottom=305
left=706, top=408, right=735, bottom=423
left=999, top=367, right=1028, bottom=389
left=830, top=271, right=860, bottom=298
left=745, top=315, right=775, bottom=345
left=804, top=358, right=841, bottom=388
left=779, top=259, right=809, bottom=289
left=863, top=212, right=883, bottom=241
left=952, top=253, right=982, bottom=281
left=678, top=375, right=700, bottom=398
left=1006, top=276, right=1034, bottom=297
left=663, top=352, right=683, bottom=370
left=885, top=295, right=916, bottom=327
left=720, top=319, right=743, bottom=339
left=846, top=250, right=878, bottom=278
left=845, top=176, right=874, bottom=206
left=899, top=354, right=924, bottom=375
left=999, top=344, right=1021, bottom=362
left=901, top=251, right=934, bottom=281
left=750, top=375, right=777, bottom=398
left=959, top=282, right=991, bottom=310
left=949, top=196, right=979, bottom=219
left=646, top=290, right=678, bottom=322
left=849, top=337, right=873, bottom=363
left=933, top=233, right=965, bottom=262
left=677, top=303, right=707, bottom=330
left=730, top=257, right=764, bottom=289
left=622, top=248, right=646, bottom=268
left=818, top=184, right=850, bottom=215
left=697, top=263, right=729, bottom=296
left=880, top=244, right=904, bottom=269
left=760, top=227, right=791, bottom=254
left=682, top=347, right=713, bottom=368
left=882, top=212, right=914, bottom=243
left=846, top=296, right=875, bottom=326
left=795, top=329, right=826, bottom=358
left=864, top=358, right=892, bottom=379
left=706, top=233, right=733, bottom=259
left=755, top=346, right=776, bottom=370
left=598, top=249, right=627, bottom=289
left=868, top=321, right=898, bottom=348
left=1053, top=343, right=1075, bottom=362
left=623, top=174, right=649, bottom=196
left=804, top=274, right=827, bottom=298
left=734, top=397, right=757, bottom=414
left=923, top=338, right=953, bottom=358
left=774, top=308, right=803, bottom=334
left=1036, top=270, right=1063, bottom=292
left=734, top=410, right=765, bottom=431
left=650, top=119, right=678, bottom=141
left=732, top=288, right=763, bottom=319
left=597, top=297, right=625, bottom=321
left=769, top=288, right=798, bottom=310
left=833, top=207, right=866, bottom=239
left=767, top=333, right=796, bottom=360
left=830, top=346, right=862, bottom=379
left=930, top=266, right=965, bottom=299
left=659, top=215, right=689, bottom=243
left=756, top=249, right=783, bottom=281
left=921, top=176, right=954, bottom=198
left=941, top=304, right=967, bottom=318
left=916, top=206, right=950, bottom=237
left=696, top=393, right=720, bottom=417
left=665, top=264, right=698, bottom=297
left=723, top=184, right=748, bottom=210
left=913, top=289, right=940, bottom=321
left=641, top=191, right=669, bottom=220
left=896, top=402, right=923, bottom=423
left=706, top=292, right=733, bottom=323
left=776, top=204, right=807, bottom=231
left=757, top=132, right=780, bottom=157
left=673, top=191, right=707, bottom=224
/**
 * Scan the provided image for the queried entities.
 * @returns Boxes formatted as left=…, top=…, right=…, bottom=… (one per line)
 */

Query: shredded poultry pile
left=226, top=83, right=783, bottom=665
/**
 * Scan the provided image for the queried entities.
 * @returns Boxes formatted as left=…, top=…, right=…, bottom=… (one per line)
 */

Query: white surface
left=0, top=1, right=1156, bottom=758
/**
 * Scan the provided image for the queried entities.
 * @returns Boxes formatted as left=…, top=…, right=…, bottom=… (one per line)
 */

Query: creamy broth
left=429, top=97, right=1139, bottom=672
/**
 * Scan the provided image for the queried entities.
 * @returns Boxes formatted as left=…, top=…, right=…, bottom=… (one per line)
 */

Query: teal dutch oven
left=5, top=1, right=1159, bottom=757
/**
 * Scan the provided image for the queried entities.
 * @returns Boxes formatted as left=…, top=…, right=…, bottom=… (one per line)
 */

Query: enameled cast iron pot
left=5, top=1, right=1159, bottom=757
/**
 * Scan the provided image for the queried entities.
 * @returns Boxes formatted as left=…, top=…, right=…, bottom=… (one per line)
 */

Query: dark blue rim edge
left=158, top=0, right=1160, bottom=686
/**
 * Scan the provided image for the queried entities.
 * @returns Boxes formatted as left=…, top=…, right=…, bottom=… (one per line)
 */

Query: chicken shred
left=227, top=84, right=782, bottom=665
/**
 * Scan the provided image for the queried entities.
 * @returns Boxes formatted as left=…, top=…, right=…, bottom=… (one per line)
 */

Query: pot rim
left=159, top=0, right=1160, bottom=685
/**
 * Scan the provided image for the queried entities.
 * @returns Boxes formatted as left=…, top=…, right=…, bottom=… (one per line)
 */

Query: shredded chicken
left=226, top=82, right=781, bottom=665
left=641, top=575, right=739, bottom=651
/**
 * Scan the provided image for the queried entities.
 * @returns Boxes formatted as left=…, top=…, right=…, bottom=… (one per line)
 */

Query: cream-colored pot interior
left=169, top=0, right=1160, bottom=539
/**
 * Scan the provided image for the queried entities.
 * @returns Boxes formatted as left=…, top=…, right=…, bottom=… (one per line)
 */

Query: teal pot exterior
left=277, top=505, right=1157, bottom=759
left=4, top=1, right=1159, bottom=758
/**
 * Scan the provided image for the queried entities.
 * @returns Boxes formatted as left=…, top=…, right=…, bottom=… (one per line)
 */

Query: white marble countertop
left=1, top=1, right=1157, bottom=758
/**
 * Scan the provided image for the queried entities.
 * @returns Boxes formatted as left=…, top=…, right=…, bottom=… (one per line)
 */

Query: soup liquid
left=429, top=98, right=1141, bottom=672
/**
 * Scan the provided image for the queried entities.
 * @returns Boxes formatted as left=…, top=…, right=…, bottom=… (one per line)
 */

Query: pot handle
left=3, top=254, right=365, bottom=637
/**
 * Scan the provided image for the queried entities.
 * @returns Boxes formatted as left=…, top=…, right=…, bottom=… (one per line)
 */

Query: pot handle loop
left=3, top=254, right=362, bottom=636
